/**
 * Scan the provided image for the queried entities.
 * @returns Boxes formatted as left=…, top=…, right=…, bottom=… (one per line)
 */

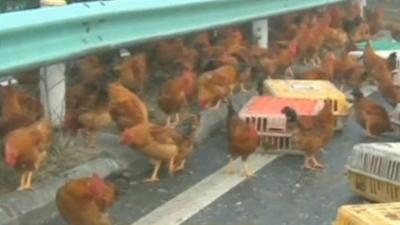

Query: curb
left=0, top=157, right=126, bottom=225
left=0, top=90, right=257, bottom=225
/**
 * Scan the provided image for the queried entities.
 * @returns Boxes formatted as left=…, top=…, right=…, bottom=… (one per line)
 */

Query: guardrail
left=0, top=0, right=347, bottom=75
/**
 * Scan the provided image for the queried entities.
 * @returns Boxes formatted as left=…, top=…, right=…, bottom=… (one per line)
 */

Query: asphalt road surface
left=42, top=91, right=400, bottom=225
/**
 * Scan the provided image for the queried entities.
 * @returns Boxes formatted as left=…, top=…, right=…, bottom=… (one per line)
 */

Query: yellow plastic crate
left=333, top=202, right=400, bottom=225
left=347, top=169, right=400, bottom=203
left=347, top=143, right=400, bottom=203
left=263, top=79, right=350, bottom=130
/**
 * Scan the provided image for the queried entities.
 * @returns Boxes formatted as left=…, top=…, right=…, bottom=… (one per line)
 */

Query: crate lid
left=264, top=79, right=350, bottom=115
left=264, top=79, right=347, bottom=98
left=336, top=202, right=400, bottom=225
left=348, top=143, right=400, bottom=183
left=239, top=96, right=323, bottom=117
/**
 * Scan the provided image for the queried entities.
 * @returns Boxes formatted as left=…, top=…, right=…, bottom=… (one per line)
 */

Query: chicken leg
left=17, top=172, right=27, bottom=191
left=240, top=83, right=249, bottom=92
left=166, top=114, right=181, bottom=127
left=173, top=160, right=186, bottom=172
left=172, top=113, right=180, bottom=127
left=168, top=157, right=175, bottom=175
left=25, top=171, right=34, bottom=189
left=310, top=155, right=325, bottom=169
left=284, top=67, right=294, bottom=78
left=303, top=156, right=314, bottom=170
left=144, top=161, right=161, bottom=183
left=17, top=171, right=34, bottom=191
left=242, top=161, right=255, bottom=178
left=166, top=116, right=172, bottom=127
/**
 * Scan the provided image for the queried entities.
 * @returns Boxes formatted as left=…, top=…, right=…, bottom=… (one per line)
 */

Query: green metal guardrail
left=0, top=0, right=347, bottom=75
left=356, top=39, right=400, bottom=51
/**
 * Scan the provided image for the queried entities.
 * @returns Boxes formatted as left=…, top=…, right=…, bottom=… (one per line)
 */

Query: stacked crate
left=262, top=79, right=350, bottom=130
left=347, top=143, right=400, bottom=202
left=239, top=96, right=323, bottom=154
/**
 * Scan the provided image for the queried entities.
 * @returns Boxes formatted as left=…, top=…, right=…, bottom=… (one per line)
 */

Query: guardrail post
left=354, top=0, right=366, bottom=18
left=39, top=0, right=67, bottom=126
left=252, top=19, right=268, bottom=48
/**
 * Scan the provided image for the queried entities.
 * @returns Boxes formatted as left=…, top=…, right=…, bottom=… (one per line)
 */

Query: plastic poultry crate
left=347, top=142, right=400, bottom=203
left=262, top=79, right=350, bottom=130
left=238, top=96, right=324, bottom=154
left=333, top=202, right=400, bottom=225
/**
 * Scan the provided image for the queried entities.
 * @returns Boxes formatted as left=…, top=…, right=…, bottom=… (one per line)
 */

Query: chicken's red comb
left=90, top=173, right=105, bottom=197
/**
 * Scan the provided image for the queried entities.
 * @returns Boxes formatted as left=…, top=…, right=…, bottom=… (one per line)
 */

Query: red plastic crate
left=239, top=96, right=323, bottom=153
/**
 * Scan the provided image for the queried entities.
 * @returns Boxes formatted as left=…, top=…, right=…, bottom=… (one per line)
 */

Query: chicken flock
left=1, top=2, right=400, bottom=225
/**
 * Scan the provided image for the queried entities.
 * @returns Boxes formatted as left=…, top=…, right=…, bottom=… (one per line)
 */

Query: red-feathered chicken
left=56, top=174, right=118, bottom=225
left=225, top=100, right=260, bottom=177
left=4, top=119, right=52, bottom=191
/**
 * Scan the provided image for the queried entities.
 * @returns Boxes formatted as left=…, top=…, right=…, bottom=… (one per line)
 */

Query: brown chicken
left=269, top=13, right=303, bottom=42
left=197, top=65, right=238, bottom=109
left=1, top=85, right=43, bottom=121
left=351, top=90, right=393, bottom=137
left=301, top=52, right=337, bottom=80
left=77, top=84, right=112, bottom=149
left=0, top=85, right=44, bottom=137
left=108, top=82, right=148, bottom=131
left=225, top=100, right=260, bottom=178
left=295, top=14, right=331, bottom=65
left=363, top=41, right=390, bottom=82
left=157, top=69, right=196, bottom=126
left=120, top=116, right=199, bottom=182
left=365, top=6, right=385, bottom=35
left=4, top=118, right=52, bottom=191
left=350, top=22, right=371, bottom=42
left=149, top=115, right=199, bottom=172
left=258, top=41, right=298, bottom=78
left=323, top=27, right=349, bottom=49
left=153, top=38, right=198, bottom=71
left=56, top=174, right=118, bottom=225
left=117, top=53, right=148, bottom=94
left=189, top=31, right=211, bottom=48
left=78, top=55, right=107, bottom=85
left=14, top=69, right=40, bottom=85
left=63, top=84, right=93, bottom=135
left=180, top=68, right=198, bottom=103
left=333, top=54, right=368, bottom=91
left=281, top=103, right=335, bottom=170
left=328, top=5, right=346, bottom=29
left=377, top=76, right=400, bottom=108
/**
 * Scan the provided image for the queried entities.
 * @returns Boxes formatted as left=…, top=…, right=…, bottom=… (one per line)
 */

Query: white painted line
left=130, top=154, right=279, bottom=225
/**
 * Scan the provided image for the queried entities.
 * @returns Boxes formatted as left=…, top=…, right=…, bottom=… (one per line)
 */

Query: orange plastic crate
left=239, top=96, right=323, bottom=154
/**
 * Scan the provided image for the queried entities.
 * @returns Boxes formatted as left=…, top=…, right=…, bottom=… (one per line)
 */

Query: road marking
left=130, top=154, right=278, bottom=225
